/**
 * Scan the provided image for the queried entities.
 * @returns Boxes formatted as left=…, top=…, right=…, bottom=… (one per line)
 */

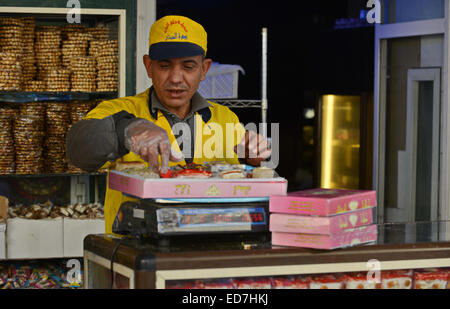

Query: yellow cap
left=148, top=15, right=207, bottom=60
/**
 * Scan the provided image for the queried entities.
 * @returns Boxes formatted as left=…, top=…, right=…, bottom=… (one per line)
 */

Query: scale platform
left=112, top=199, right=270, bottom=246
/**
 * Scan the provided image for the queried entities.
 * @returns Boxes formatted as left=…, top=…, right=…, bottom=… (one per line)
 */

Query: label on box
left=270, top=207, right=374, bottom=234
left=270, top=188, right=376, bottom=216
left=271, top=224, right=377, bottom=250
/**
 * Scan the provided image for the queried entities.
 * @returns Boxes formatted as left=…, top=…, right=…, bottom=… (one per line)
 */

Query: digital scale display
left=178, top=208, right=267, bottom=226
left=156, top=207, right=268, bottom=234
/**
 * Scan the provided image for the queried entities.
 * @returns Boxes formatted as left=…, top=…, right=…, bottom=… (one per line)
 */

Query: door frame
left=373, top=3, right=450, bottom=223
left=385, top=68, right=441, bottom=223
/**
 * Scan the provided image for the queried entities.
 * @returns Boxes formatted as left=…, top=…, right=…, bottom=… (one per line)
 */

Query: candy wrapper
left=309, top=274, right=345, bottom=289
left=343, top=272, right=378, bottom=289
left=381, top=270, right=413, bottom=289
left=0, top=260, right=83, bottom=289
left=271, top=276, right=309, bottom=289
left=414, top=268, right=449, bottom=289
left=234, top=277, right=272, bottom=289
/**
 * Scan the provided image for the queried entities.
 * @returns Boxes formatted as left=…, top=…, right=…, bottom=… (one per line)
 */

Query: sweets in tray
left=269, top=188, right=377, bottom=250
left=113, top=161, right=276, bottom=179
left=109, top=161, right=287, bottom=199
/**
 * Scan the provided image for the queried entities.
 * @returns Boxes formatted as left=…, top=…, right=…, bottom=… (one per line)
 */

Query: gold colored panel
left=320, top=95, right=361, bottom=189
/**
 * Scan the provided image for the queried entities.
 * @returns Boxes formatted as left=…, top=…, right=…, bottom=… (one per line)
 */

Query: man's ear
left=143, top=55, right=153, bottom=79
left=201, top=58, right=213, bottom=81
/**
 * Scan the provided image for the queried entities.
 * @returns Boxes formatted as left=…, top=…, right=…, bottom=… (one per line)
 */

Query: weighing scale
left=112, top=198, right=271, bottom=246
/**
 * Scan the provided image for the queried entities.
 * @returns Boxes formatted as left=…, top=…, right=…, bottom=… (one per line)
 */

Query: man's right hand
left=124, top=118, right=183, bottom=173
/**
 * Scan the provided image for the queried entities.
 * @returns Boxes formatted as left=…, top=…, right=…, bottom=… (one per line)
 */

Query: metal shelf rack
left=207, top=28, right=268, bottom=135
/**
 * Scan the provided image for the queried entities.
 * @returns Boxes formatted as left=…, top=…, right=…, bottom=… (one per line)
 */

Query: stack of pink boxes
left=269, top=188, right=377, bottom=250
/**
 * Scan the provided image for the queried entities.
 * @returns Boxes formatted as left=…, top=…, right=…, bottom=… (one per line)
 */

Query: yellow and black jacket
left=66, top=87, right=245, bottom=233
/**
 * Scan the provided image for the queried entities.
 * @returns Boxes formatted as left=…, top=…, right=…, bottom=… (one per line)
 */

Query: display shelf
left=0, top=172, right=106, bottom=178
left=84, top=221, right=450, bottom=289
left=0, top=91, right=118, bottom=104
left=0, top=11, right=118, bottom=25
left=210, top=99, right=262, bottom=109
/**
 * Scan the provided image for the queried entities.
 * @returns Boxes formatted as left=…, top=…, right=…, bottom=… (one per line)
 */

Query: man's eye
left=184, top=64, right=196, bottom=70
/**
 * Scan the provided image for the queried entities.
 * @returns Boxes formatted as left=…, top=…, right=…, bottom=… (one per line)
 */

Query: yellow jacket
left=83, top=88, right=245, bottom=233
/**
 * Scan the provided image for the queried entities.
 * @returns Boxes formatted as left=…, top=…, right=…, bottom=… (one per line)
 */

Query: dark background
left=156, top=0, right=375, bottom=190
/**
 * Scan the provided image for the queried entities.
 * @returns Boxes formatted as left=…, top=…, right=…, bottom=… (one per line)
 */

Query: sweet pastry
left=252, top=166, right=275, bottom=178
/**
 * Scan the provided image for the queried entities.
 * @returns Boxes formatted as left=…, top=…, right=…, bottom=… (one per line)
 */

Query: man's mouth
left=167, top=89, right=186, bottom=97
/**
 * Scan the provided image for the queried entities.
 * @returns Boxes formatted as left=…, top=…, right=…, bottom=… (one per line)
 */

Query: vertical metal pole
left=261, top=28, right=268, bottom=138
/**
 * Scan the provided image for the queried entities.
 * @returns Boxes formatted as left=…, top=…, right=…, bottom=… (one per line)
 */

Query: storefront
left=373, top=0, right=450, bottom=224
left=0, top=0, right=449, bottom=293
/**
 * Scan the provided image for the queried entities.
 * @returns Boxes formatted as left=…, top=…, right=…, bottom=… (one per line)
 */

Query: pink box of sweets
left=108, top=170, right=288, bottom=199
left=270, top=188, right=376, bottom=216
left=269, top=207, right=374, bottom=235
left=271, top=224, right=377, bottom=250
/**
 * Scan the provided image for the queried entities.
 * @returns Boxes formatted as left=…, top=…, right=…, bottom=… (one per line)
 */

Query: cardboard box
left=0, top=222, right=5, bottom=260
left=270, top=188, right=376, bottom=216
left=271, top=224, right=377, bottom=250
left=109, top=170, right=288, bottom=199
left=6, top=217, right=64, bottom=259
left=63, top=218, right=105, bottom=257
left=269, top=208, right=374, bottom=235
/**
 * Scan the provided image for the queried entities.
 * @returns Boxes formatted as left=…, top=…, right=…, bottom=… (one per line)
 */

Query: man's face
left=144, top=55, right=212, bottom=112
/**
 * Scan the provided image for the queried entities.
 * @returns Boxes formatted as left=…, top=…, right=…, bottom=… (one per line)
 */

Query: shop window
left=383, top=0, right=445, bottom=24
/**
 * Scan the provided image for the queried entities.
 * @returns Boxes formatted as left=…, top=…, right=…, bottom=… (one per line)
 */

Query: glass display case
left=84, top=221, right=450, bottom=289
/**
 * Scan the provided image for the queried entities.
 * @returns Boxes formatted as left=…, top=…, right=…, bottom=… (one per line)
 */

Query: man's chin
left=161, top=98, right=190, bottom=109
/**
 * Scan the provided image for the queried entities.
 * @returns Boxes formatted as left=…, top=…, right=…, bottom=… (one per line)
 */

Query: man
left=67, top=15, right=271, bottom=233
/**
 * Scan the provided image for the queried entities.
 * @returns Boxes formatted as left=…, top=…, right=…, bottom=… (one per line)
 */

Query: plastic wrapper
left=8, top=202, right=104, bottom=220
left=0, top=260, right=82, bottom=289
left=271, top=276, right=309, bottom=289
left=309, top=274, right=345, bottom=289
left=414, top=268, right=449, bottom=289
left=235, top=277, right=272, bottom=289
left=13, top=113, right=45, bottom=174
left=96, top=40, right=118, bottom=92
left=342, top=272, right=378, bottom=289
left=381, top=270, right=413, bottom=289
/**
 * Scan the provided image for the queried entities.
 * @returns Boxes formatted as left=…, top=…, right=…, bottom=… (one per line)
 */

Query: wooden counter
left=83, top=221, right=450, bottom=288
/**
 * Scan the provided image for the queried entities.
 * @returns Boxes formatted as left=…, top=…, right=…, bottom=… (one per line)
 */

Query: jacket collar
left=148, top=87, right=212, bottom=123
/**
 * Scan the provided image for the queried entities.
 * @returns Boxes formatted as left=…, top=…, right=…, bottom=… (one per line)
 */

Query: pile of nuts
left=7, top=201, right=104, bottom=220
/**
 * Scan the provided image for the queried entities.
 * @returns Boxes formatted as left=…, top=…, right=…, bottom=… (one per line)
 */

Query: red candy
left=159, top=169, right=173, bottom=178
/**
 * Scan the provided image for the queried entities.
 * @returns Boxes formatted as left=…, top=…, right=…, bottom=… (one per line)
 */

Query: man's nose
left=168, top=67, right=183, bottom=84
